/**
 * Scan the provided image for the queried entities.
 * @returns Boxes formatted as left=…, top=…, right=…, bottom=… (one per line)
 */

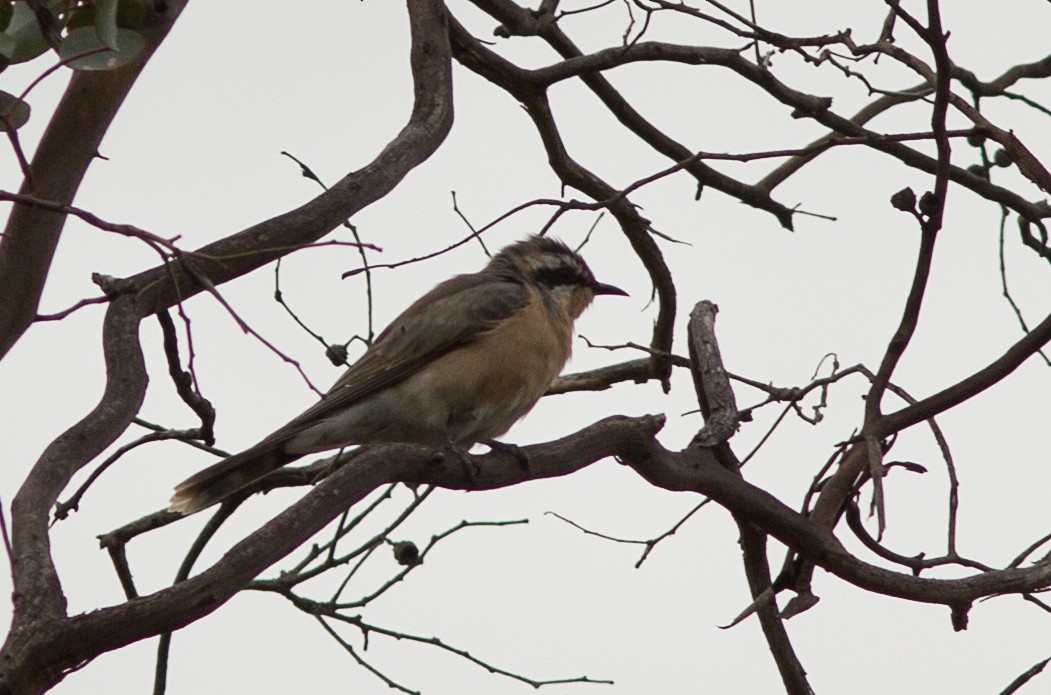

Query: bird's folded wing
left=250, top=271, right=531, bottom=451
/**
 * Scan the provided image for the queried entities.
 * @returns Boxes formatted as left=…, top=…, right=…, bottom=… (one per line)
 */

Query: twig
left=0, top=497, right=15, bottom=590
left=34, top=295, right=110, bottom=321
left=450, top=191, right=491, bottom=256
left=157, top=309, right=215, bottom=445
left=1008, top=531, right=1051, bottom=570
left=998, top=208, right=1051, bottom=365
left=180, top=258, right=324, bottom=396
left=341, top=230, right=489, bottom=279
left=316, top=617, right=418, bottom=695
left=547, top=501, right=711, bottom=568
left=53, top=426, right=209, bottom=522
left=0, top=190, right=182, bottom=251
left=280, top=150, right=377, bottom=344
left=325, top=612, right=614, bottom=688
left=997, top=656, right=1051, bottom=695
left=258, top=486, right=434, bottom=592
left=154, top=499, right=243, bottom=695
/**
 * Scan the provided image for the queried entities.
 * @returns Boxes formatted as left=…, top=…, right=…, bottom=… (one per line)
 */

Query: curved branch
left=876, top=306, right=1051, bottom=436
left=0, top=1, right=455, bottom=691
left=626, top=441, right=1051, bottom=614
left=473, top=1, right=799, bottom=228
left=488, top=35, right=1051, bottom=222
left=11, top=369, right=1051, bottom=686
left=24, top=415, right=670, bottom=686
left=758, top=83, right=932, bottom=192
left=448, top=13, right=677, bottom=386
left=3, top=296, right=148, bottom=693
left=0, top=2, right=189, bottom=360
left=684, top=301, right=812, bottom=693
left=36, top=406, right=1051, bottom=681
left=130, top=5, right=454, bottom=314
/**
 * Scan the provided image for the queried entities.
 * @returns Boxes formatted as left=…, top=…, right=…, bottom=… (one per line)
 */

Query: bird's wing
left=252, top=271, right=530, bottom=450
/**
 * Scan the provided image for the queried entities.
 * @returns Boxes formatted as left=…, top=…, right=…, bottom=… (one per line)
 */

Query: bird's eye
left=534, top=264, right=583, bottom=288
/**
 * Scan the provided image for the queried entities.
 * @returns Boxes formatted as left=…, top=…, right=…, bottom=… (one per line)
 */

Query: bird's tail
left=169, top=445, right=296, bottom=515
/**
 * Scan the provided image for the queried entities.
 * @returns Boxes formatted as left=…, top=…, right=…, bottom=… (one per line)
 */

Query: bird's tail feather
left=169, top=446, right=295, bottom=515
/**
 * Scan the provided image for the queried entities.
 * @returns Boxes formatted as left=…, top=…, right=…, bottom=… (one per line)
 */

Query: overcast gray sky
left=3, top=1, right=1051, bottom=693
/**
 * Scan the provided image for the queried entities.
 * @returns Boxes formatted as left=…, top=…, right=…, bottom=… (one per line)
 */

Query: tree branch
left=0, top=1, right=455, bottom=691
left=0, top=1, right=188, bottom=360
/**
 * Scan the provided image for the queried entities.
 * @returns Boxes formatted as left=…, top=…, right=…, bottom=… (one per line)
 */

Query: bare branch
left=1, top=1, right=456, bottom=690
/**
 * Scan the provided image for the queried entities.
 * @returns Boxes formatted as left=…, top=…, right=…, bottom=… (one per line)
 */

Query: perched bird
left=169, top=235, right=627, bottom=514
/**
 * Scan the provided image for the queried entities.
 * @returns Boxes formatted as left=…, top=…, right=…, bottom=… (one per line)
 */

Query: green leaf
left=94, top=0, right=118, bottom=50
left=0, top=89, right=30, bottom=131
left=59, top=25, right=143, bottom=71
left=116, top=0, right=146, bottom=29
left=0, top=1, right=14, bottom=33
left=1, top=1, right=50, bottom=64
left=0, top=30, right=15, bottom=57
left=65, top=4, right=95, bottom=31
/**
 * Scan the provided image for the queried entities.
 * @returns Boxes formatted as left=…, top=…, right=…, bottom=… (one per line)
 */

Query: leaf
left=116, top=0, right=146, bottom=29
left=59, top=25, right=143, bottom=71
left=0, top=89, right=30, bottom=131
left=94, top=0, right=118, bottom=50
left=1, top=1, right=50, bottom=64
left=0, top=31, right=14, bottom=57
left=65, top=4, right=95, bottom=31
left=0, top=1, right=13, bottom=33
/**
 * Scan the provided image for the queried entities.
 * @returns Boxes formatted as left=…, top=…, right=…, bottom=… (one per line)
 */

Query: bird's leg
left=312, top=446, right=362, bottom=484
left=483, top=439, right=530, bottom=472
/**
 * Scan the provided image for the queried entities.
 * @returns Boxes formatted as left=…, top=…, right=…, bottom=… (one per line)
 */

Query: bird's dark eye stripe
left=534, top=265, right=586, bottom=287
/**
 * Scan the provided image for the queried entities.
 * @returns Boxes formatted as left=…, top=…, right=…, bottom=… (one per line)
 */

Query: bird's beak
left=591, top=280, right=628, bottom=297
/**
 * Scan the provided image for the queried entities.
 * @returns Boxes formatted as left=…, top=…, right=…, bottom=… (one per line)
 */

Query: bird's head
left=491, top=235, right=627, bottom=319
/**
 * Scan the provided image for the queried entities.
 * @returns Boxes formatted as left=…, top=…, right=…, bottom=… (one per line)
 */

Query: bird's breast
left=393, top=287, right=574, bottom=445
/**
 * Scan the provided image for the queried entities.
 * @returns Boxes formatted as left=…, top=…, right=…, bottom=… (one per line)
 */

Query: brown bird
left=170, top=235, right=627, bottom=514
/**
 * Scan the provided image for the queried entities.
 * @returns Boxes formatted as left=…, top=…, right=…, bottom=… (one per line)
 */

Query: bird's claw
left=434, top=444, right=481, bottom=482
left=483, top=439, right=530, bottom=472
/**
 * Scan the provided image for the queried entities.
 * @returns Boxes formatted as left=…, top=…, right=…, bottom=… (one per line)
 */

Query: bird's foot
left=483, top=439, right=530, bottom=472
left=432, top=444, right=481, bottom=483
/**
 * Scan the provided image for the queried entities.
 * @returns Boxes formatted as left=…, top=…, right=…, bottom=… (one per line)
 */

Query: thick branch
left=485, top=34, right=1050, bottom=222
left=627, top=443, right=1051, bottom=610
left=18, top=416, right=669, bottom=688
left=23, top=407, right=1051, bottom=687
left=448, top=13, right=677, bottom=382
left=687, top=301, right=739, bottom=445
left=876, top=306, right=1051, bottom=436
left=472, top=1, right=799, bottom=228
left=0, top=2, right=188, bottom=360
left=131, top=3, right=454, bottom=314
left=684, top=300, right=812, bottom=693
left=0, top=1, right=454, bottom=691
